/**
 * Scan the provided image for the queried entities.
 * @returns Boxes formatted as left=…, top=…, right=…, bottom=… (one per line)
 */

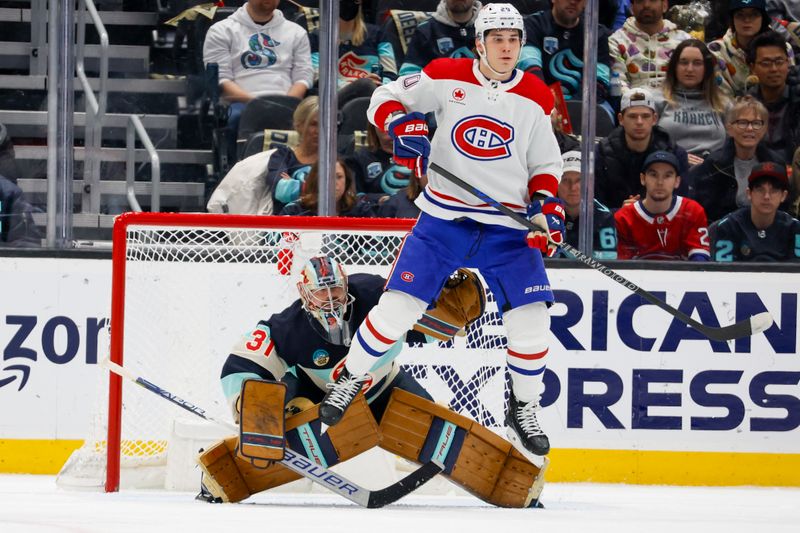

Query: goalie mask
left=297, top=256, right=356, bottom=346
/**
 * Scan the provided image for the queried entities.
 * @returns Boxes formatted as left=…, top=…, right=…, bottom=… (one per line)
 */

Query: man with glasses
left=747, top=30, right=800, bottom=162
left=689, top=96, right=787, bottom=222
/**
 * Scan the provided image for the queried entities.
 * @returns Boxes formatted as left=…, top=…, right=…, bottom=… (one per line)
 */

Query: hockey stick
left=102, top=358, right=442, bottom=508
left=429, top=162, right=773, bottom=342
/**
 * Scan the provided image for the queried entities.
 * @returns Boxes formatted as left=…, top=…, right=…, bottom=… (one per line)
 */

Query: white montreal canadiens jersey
left=367, top=58, right=562, bottom=229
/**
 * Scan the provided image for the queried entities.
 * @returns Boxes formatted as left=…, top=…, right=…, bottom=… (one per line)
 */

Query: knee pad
left=368, top=290, right=428, bottom=339
left=504, top=302, right=550, bottom=350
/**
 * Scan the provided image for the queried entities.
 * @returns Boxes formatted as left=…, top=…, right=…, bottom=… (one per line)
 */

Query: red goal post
left=59, top=212, right=510, bottom=492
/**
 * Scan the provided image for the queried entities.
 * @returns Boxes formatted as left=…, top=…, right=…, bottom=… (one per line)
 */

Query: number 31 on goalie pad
left=380, top=389, right=548, bottom=508
left=239, top=379, right=287, bottom=463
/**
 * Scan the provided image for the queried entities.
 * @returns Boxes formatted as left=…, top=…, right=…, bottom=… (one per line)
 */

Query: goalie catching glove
left=387, top=112, right=430, bottom=178
left=526, top=197, right=565, bottom=258
left=413, top=268, right=486, bottom=341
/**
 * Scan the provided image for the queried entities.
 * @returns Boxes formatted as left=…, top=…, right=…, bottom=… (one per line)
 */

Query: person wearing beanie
left=555, top=150, right=618, bottom=259
left=710, top=161, right=800, bottom=261
left=708, top=0, right=795, bottom=97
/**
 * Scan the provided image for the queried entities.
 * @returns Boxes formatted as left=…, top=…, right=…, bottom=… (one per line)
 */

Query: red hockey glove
left=387, top=112, right=430, bottom=178
left=526, top=198, right=566, bottom=257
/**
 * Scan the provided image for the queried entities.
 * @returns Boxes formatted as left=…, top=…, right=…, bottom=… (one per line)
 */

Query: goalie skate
left=505, top=392, right=550, bottom=462
left=318, top=368, right=368, bottom=427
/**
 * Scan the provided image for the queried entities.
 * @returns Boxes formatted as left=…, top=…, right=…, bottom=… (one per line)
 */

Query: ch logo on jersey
left=451, top=115, right=514, bottom=160
left=400, top=271, right=414, bottom=282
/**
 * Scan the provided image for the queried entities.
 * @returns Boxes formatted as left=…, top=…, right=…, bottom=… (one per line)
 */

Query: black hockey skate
left=318, top=368, right=368, bottom=427
left=505, top=392, right=550, bottom=458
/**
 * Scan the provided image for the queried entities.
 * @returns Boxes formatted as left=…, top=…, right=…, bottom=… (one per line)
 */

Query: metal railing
left=75, top=0, right=108, bottom=214
left=126, top=115, right=161, bottom=212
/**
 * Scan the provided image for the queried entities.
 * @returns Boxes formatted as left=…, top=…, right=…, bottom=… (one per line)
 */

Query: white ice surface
left=2, top=475, right=798, bottom=533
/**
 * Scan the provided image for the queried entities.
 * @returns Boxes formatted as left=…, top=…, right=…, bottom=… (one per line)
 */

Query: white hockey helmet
left=474, top=3, right=526, bottom=50
left=297, top=255, right=355, bottom=346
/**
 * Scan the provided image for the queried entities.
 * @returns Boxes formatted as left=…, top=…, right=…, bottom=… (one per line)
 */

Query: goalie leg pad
left=197, top=394, right=380, bottom=503
left=239, top=379, right=287, bottom=462
left=379, top=389, right=547, bottom=508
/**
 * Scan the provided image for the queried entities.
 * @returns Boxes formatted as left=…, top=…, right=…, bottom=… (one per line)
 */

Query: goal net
left=58, top=213, right=511, bottom=492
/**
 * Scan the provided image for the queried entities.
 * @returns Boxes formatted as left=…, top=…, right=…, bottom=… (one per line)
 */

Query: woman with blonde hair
left=308, top=0, right=398, bottom=106
left=206, top=96, right=319, bottom=215
left=657, top=39, right=730, bottom=163
left=688, top=96, right=787, bottom=222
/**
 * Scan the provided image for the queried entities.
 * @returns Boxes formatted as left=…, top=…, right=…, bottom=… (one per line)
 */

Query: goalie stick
left=101, top=358, right=443, bottom=508
left=429, top=162, right=773, bottom=342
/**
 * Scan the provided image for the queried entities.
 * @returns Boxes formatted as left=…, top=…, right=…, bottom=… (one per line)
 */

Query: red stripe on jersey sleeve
left=509, top=72, right=555, bottom=114
left=528, top=174, right=559, bottom=199
left=373, top=100, right=406, bottom=132
left=422, top=58, right=480, bottom=84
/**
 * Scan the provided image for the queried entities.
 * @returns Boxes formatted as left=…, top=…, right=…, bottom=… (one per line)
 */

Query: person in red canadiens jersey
left=615, top=151, right=712, bottom=261
left=318, top=3, right=564, bottom=460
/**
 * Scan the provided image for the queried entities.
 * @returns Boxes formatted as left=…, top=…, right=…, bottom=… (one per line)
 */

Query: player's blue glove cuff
left=526, top=197, right=566, bottom=257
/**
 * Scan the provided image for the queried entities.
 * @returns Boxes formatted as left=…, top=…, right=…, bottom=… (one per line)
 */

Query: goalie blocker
left=199, top=382, right=546, bottom=507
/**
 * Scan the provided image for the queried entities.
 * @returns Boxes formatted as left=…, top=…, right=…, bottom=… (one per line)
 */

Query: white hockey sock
left=345, top=290, right=428, bottom=376
left=503, top=302, right=551, bottom=404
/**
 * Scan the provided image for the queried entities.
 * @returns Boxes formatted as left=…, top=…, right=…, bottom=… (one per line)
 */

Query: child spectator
left=595, top=88, right=690, bottom=208
left=711, top=162, right=800, bottom=261
left=556, top=151, right=618, bottom=259
left=689, top=96, right=786, bottom=222
left=280, top=159, right=375, bottom=217
left=203, top=1, right=313, bottom=152
left=656, top=39, right=729, bottom=164
left=206, top=96, right=319, bottom=216
left=608, top=0, right=691, bottom=97
left=521, top=0, right=613, bottom=103
left=708, top=0, right=795, bottom=97
left=615, top=151, right=711, bottom=260
left=746, top=30, right=800, bottom=162
left=345, top=123, right=412, bottom=197
left=309, top=0, right=398, bottom=107
left=399, top=0, right=481, bottom=76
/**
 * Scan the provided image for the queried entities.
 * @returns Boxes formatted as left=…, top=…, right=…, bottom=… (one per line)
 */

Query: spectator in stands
left=689, top=96, right=786, bottom=222
left=656, top=39, right=729, bottom=165
left=747, top=31, right=800, bottom=162
left=711, top=161, right=800, bottom=260
left=206, top=96, right=319, bottom=216
left=709, top=0, right=795, bottom=98
left=280, top=159, right=375, bottom=217
left=615, top=151, right=711, bottom=260
left=346, top=123, right=412, bottom=198
left=203, top=0, right=313, bottom=153
left=792, top=146, right=800, bottom=217
left=0, top=173, right=40, bottom=247
left=309, top=0, right=398, bottom=107
left=399, top=0, right=480, bottom=76
left=608, top=0, right=691, bottom=97
left=521, top=0, right=613, bottom=104
left=767, top=0, right=800, bottom=53
left=556, top=151, right=618, bottom=259
left=595, top=88, right=690, bottom=209
left=377, top=171, right=427, bottom=219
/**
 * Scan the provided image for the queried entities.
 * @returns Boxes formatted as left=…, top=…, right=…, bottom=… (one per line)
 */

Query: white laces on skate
left=324, top=374, right=366, bottom=410
left=516, top=401, right=544, bottom=437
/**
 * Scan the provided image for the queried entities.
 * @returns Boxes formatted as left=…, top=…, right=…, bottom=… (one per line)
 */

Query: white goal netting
left=57, top=214, right=511, bottom=492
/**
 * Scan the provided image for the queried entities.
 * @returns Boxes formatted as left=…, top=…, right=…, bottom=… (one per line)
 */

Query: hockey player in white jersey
left=319, top=3, right=565, bottom=460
